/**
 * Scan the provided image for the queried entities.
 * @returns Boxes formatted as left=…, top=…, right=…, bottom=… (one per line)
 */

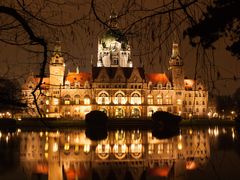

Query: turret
left=169, top=43, right=184, bottom=90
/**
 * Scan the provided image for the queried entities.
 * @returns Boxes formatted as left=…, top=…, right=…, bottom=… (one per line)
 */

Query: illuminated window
left=98, top=92, right=109, bottom=104
left=148, top=108, right=153, bottom=117
left=64, top=95, right=71, bottom=105
left=177, top=99, right=181, bottom=105
left=132, top=108, right=140, bottom=118
left=147, top=95, right=153, bottom=104
left=157, top=95, right=163, bottom=104
left=84, top=95, right=90, bottom=104
left=166, top=95, right=172, bottom=104
left=148, top=144, right=154, bottom=154
left=53, top=98, right=59, bottom=105
left=74, top=95, right=80, bottom=104
left=157, top=144, right=164, bottom=154
left=115, top=108, right=124, bottom=118
left=114, top=92, right=125, bottom=104
left=131, top=92, right=141, bottom=104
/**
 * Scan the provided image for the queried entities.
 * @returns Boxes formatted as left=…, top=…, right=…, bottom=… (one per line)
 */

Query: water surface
left=0, top=126, right=239, bottom=180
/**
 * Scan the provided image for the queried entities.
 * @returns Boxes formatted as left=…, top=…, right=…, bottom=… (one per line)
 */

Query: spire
left=53, top=40, right=62, bottom=56
left=76, top=66, right=79, bottom=74
left=108, top=8, right=119, bottom=29
left=171, top=43, right=180, bottom=59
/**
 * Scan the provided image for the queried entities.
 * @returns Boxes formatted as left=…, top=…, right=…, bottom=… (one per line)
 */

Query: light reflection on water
left=0, top=127, right=240, bottom=180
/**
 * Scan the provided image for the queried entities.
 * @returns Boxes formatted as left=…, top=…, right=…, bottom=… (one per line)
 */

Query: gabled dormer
left=127, top=68, right=144, bottom=83
left=113, top=67, right=126, bottom=82
left=94, top=67, right=110, bottom=82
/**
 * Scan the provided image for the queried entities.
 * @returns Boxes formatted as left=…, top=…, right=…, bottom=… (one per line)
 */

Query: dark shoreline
left=0, top=118, right=237, bottom=131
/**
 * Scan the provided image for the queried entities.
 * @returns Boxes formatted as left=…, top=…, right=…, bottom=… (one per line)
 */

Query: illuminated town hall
left=22, top=15, right=208, bottom=119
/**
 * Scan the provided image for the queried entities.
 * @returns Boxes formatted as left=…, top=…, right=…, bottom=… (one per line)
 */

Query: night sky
left=0, top=0, right=239, bottom=95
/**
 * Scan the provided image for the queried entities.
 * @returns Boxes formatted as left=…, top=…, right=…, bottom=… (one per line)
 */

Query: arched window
left=64, top=95, right=71, bottom=105
left=131, top=92, right=141, bottom=104
left=166, top=83, right=171, bottom=89
left=157, top=83, right=162, bottom=89
left=147, top=95, right=153, bottom=104
left=98, top=92, right=110, bottom=104
left=131, top=108, right=140, bottom=118
left=114, top=92, right=126, bottom=104
left=115, top=108, right=124, bottom=118
left=84, top=95, right=90, bottom=104
left=74, top=95, right=80, bottom=104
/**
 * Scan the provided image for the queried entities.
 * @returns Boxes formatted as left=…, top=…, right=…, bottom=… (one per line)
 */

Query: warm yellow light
left=53, top=98, right=59, bottom=105
left=45, top=143, right=48, bottom=151
left=177, top=99, right=181, bottom=105
left=53, top=142, right=58, bottom=152
left=178, top=142, right=183, bottom=150
left=64, top=143, right=70, bottom=151
left=84, top=144, right=90, bottom=153
left=44, top=152, right=48, bottom=159
left=46, top=100, right=49, bottom=105
left=6, top=136, right=9, bottom=143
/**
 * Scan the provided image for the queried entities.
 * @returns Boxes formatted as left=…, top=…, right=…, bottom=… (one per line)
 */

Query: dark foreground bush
left=152, top=111, right=182, bottom=124
left=85, top=110, right=108, bottom=126
left=85, top=111, right=108, bottom=141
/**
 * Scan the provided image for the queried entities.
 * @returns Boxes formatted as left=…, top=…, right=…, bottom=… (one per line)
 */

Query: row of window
left=185, top=93, right=206, bottom=98
left=183, top=101, right=206, bottom=106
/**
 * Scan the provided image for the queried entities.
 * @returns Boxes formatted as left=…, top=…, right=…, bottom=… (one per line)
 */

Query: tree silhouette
left=185, top=0, right=240, bottom=59
left=0, top=78, right=26, bottom=115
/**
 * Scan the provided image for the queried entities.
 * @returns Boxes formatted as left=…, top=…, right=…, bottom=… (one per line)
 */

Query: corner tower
left=48, top=41, right=65, bottom=117
left=169, top=43, right=184, bottom=90
left=49, top=41, right=65, bottom=88
left=97, top=11, right=132, bottom=67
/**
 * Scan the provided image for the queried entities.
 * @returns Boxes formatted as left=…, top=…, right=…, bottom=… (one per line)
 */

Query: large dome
left=100, top=28, right=129, bottom=50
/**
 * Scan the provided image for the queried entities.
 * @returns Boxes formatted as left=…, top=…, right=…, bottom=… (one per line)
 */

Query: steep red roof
left=65, top=72, right=91, bottom=84
left=146, top=73, right=169, bottom=85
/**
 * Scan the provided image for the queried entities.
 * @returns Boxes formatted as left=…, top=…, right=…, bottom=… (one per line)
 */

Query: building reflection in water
left=19, top=128, right=210, bottom=180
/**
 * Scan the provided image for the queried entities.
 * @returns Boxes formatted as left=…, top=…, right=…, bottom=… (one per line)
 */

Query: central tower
left=97, top=11, right=132, bottom=67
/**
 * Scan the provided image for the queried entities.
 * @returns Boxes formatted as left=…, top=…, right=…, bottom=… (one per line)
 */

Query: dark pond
left=0, top=126, right=240, bottom=180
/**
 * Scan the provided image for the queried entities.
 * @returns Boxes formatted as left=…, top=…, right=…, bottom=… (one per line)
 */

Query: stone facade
left=21, top=15, right=208, bottom=119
